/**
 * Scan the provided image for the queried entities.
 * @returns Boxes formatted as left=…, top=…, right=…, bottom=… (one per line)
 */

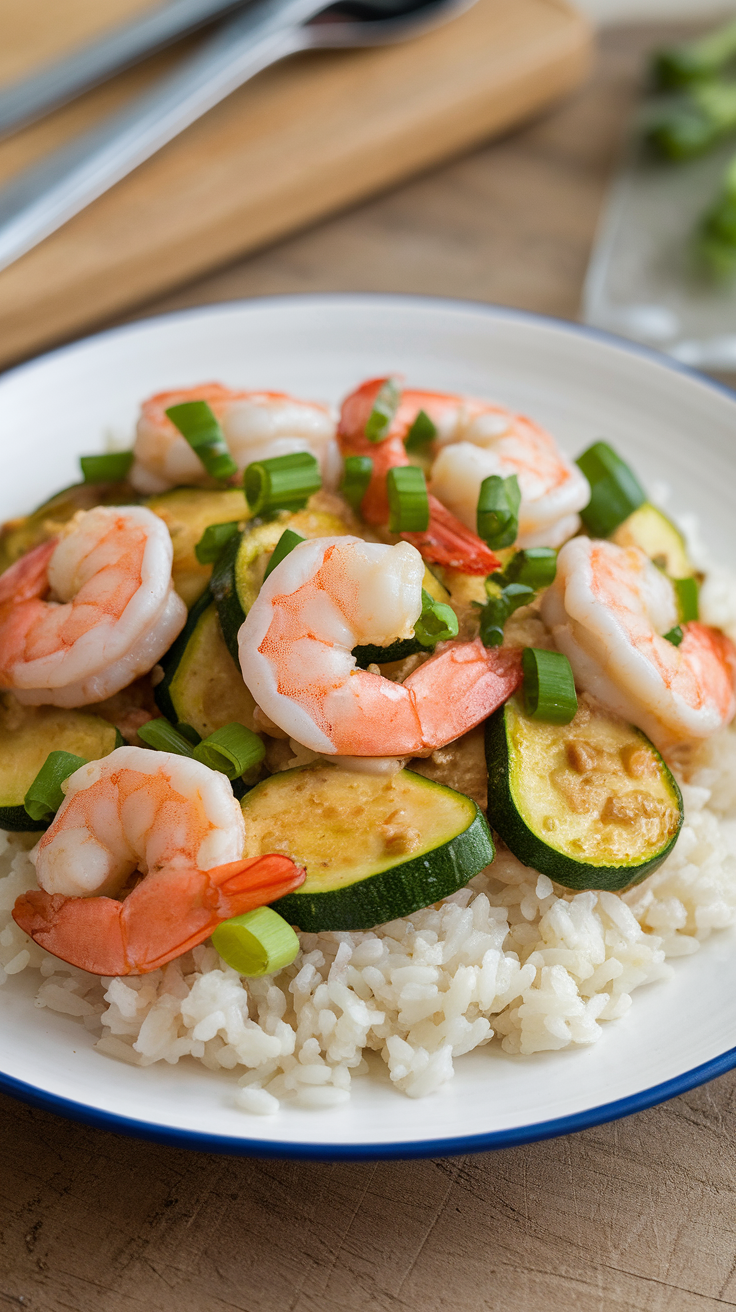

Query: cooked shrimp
left=238, top=536, right=522, bottom=756
left=0, top=505, right=186, bottom=707
left=339, top=377, right=590, bottom=553
left=338, top=378, right=500, bottom=575
left=12, top=748, right=304, bottom=975
left=542, top=537, right=736, bottom=750
left=131, top=383, right=339, bottom=494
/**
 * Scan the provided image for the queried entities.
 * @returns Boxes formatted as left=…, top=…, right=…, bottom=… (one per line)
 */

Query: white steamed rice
left=2, top=738, right=736, bottom=1113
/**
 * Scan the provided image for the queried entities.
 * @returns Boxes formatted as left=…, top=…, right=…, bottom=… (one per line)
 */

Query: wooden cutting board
left=0, top=0, right=592, bottom=368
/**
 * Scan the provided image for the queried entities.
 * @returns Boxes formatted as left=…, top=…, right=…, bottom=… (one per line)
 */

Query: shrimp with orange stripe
left=338, top=377, right=590, bottom=566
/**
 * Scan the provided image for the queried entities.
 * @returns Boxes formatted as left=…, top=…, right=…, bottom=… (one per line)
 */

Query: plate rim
left=2, top=290, right=736, bottom=1160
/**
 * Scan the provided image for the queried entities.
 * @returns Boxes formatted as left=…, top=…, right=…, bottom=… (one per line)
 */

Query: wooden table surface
left=4, top=23, right=736, bottom=1312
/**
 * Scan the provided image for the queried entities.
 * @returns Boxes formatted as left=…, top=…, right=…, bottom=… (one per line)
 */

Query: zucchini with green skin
left=0, top=704, right=123, bottom=831
left=485, top=693, right=683, bottom=892
left=154, top=590, right=258, bottom=738
left=611, top=503, right=694, bottom=579
left=239, top=763, right=494, bottom=931
left=144, top=486, right=249, bottom=607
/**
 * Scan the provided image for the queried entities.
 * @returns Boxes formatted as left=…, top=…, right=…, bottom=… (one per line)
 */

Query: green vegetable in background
left=696, top=151, right=736, bottom=278
left=647, top=81, right=736, bottom=162
left=652, top=18, right=736, bottom=90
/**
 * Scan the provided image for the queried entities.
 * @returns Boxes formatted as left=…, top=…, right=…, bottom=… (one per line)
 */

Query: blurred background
left=3, top=0, right=736, bottom=374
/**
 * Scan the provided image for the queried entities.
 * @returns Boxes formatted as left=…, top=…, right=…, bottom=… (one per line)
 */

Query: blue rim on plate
left=2, top=292, right=736, bottom=1160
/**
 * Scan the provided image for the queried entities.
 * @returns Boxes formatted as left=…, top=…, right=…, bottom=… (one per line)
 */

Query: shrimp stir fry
left=542, top=537, right=736, bottom=751
left=339, top=377, right=590, bottom=556
left=238, top=536, right=522, bottom=759
left=12, top=749, right=304, bottom=974
left=0, top=505, right=186, bottom=707
left=131, top=383, right=339, bottom=494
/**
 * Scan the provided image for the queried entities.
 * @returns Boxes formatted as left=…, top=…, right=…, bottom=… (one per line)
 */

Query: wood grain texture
left=3, top=24, right=735, bottom=1312
left=0, top=0, right=591, bottom=368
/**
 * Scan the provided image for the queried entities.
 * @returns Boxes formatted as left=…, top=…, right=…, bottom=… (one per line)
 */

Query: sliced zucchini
left=212, top=504, right=352, bottom=660
left=0, top=482, right=139, bottom=576
left=145, top=487, right=249, bottom=608
left=353, top=568, right=452, bottom=667
left=610, top=503, right=693, bottom=579
left=240, top=763, right=494, bottom=931
left=0, top=702, right=122, bottom=831
left=485, top=693, right=683, bottom=892
left=155, top=592, right=258, bottom=738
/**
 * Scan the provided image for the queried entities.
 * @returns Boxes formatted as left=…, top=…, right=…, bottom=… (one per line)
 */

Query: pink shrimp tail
left=338, top=378, right=500, bottom=576
left=0, top=537, right=55, bottom=608
left=404, top=640, right=523, bottom=749
left=12, top=854, right=305, bottom=977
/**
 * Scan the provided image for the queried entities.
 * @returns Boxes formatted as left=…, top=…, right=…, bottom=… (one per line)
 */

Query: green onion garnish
left=340, top=455, right=373, bottom=513
left=24, top=751, right=87, bottom=823
left=404, top=409, right=437, bottom=453
left=194, top=520, right=241, bottom=565
left=664, top=626, right=684, bottom=647
left=414, top=589, right=459, bottom=647
left=499, top=547, right=557, bottom=591
left=477, top=474, right=521, bottom=549
left=387, top=466, right=430, bottom=533
left=576, top=442, right=646, bottom=538
left=193, top=723, right=265, bottom=779
left=212, top=906, right=300, bottom=977
left=365, top=378, right=401, bottom=443
left=522, top=648, right=578, bottom=724
left=165, top=401, right=238, bottom=481
left=79, top=451, right=134, bottom=483
left=245, top=452, right=321, bottom=517
left=674, top=575, right=699, bottom=623
left=263, top=529, right=305, bottom=581
left=176, top=722, right=202, bottom=746
left=137, top=718, right=194, bottom=757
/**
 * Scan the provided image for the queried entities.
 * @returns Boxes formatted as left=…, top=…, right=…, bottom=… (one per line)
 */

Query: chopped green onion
left=138, top=718, right=194, bottom=757
left=340, top=455, right=373, bottom=513
left=365, top=378, right=401, bottom=443
left=404, top=409, right=437, bottom=453
left=24, top=751, right=87, bottom=823
left=522, top=648, right=578, bottom=724
left=674, top=576, right=699, bottom=623
left=414, top=589, right=459, bottom=647
left=576, top=442, right=646, bottom=537
left=263, top=528, right=305, bottom=581
left=498, top=547, right=557, bottom=591
left=652, top=19, right=736, bottom=89
left=212, top=905, right=300, bottom=977
left=79, top=451, right=134, bottom=483
left=165, top=401, right=238, bottom=481
left=477, top=474, right=521, bottom=549
left=194, top=520, right=241, bottom=565
left=245, top=452, right=321, bottom=517
left=193, top=723, right=265, bottom=779
left=664, top=626, right=684, bottom=647
left=387, top=466, right=430, bottom=533
left=502, top=582, right=536, bottom=615
left=176, top=723, right=202, bottom=746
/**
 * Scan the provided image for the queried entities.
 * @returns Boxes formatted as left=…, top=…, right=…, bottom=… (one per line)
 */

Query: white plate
left=2, top=294, right=736, bottom=1160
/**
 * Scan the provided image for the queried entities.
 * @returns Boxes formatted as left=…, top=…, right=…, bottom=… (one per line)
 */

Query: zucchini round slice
left=610, top=502, right=693, bottom=579
left=240, top=763, right=494, bottom=931
left=485, top=694, right=683, bottom=891
left=0, top=704, right=122, bottom=831
left=145, top=487, right=249, bottom=608
left=212, top=505, right=352, bottom=660
left=155, top=593, right=258, bottom=738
